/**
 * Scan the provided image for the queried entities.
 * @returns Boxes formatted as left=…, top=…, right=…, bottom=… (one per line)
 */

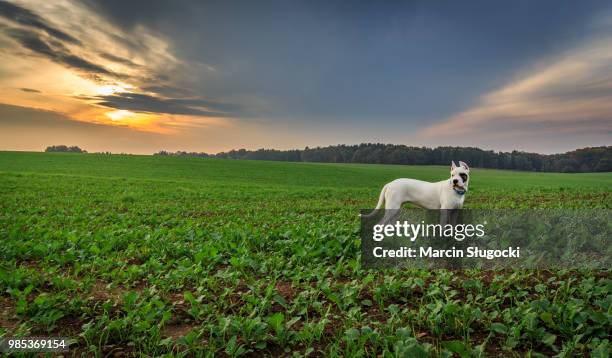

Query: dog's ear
left=459, top=161, right=470, bottom=171
left=451, top=161, right=457, bottom=171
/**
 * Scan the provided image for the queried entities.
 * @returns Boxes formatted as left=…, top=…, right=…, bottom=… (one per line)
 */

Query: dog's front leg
left=439, top=209, right=450, bottom=225
left=449, top=209, right=459, bottom=226
left=439, top=209, right=459, bottom=226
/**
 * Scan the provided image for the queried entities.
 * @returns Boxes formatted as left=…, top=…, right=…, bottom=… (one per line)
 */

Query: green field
left=0, top=152, right=610, bottom=356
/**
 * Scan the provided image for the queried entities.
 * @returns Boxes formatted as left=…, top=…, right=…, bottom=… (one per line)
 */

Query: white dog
left=362, top=161, right=470, bottom=221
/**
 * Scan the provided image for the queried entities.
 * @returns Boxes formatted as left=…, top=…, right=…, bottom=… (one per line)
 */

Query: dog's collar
left=450, top=180, right=467, bottom=195
left=453, top=187, right=466, bottom=195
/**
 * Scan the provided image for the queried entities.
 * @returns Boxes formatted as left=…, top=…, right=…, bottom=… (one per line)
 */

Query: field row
left=0, top=153, right=610, bottom=356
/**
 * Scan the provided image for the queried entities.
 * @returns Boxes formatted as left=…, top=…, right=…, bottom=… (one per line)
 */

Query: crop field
left=0, top=151, right=610, bottom=357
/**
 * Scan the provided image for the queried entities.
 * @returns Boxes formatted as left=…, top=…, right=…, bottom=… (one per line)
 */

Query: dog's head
left=450, top=161, right=470, bottom=194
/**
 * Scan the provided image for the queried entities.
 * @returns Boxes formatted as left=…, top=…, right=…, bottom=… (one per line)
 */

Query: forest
left=155, top=144, right=612, bottom=173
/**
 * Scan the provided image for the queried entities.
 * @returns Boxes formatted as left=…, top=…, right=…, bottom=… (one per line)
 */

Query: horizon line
left=1, top=143, right=609, bottom=157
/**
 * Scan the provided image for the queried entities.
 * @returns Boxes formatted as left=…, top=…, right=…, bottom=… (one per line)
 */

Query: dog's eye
left=459, top=173, right=468, bottom=182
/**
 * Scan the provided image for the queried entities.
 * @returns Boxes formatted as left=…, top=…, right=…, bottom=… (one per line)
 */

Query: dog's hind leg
left=379, top=191, right=403, bottom=225
left=361, top=184, right=388, bottom=218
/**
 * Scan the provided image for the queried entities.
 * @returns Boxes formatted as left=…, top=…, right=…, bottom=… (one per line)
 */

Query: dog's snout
left=453, top=179, right=458, bottom=184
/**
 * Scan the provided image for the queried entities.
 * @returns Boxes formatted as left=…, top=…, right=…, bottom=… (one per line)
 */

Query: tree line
left=155, top=144, right=612, bottom=173
left=45, top=145, right=87, bottom=153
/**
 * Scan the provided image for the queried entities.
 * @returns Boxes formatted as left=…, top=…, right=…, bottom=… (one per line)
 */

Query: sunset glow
left=105, top=110, right=133, bottom=121
left=96, top=84, right=131, bottom=96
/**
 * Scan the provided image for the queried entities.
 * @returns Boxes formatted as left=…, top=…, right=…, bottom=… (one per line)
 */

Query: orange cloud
left=420, top=34, right=612, bottom=144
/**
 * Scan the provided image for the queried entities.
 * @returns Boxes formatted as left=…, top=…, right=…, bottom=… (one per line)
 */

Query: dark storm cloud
left=3, top=27, right=113, bottom=76
left=99, top=52, right=141, bottom=68
left=0, top=0, right=80, bottom=45
left=80, top=0, right=612, bottom=124
left=94, top=92, right=242, bottom=117
left=141, top=85, right=193, bottom=97
left=20, top=87, right=40, bottom=93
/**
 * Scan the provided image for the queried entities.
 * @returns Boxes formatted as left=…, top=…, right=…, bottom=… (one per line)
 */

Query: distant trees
left=45, top=145, right=87, bottom=153
left=154, top=144, right=612, bottom=173
left=156, top=150, right=210, bottom=158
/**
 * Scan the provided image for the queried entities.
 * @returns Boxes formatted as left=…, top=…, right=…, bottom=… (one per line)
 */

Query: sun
left=101, top=110, right=165, bottom=132
left=105, top=110, right=133, bottom=121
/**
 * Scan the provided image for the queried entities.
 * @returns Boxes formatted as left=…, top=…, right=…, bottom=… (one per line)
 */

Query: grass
left=0, top=151, right=610, bottom=357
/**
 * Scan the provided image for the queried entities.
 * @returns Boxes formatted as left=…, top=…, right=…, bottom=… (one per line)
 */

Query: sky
left=0, top=0, right=611, bottom=154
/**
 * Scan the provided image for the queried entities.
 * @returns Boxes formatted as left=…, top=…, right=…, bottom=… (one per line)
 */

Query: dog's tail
left=360, top=184, right=387, bottom=218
